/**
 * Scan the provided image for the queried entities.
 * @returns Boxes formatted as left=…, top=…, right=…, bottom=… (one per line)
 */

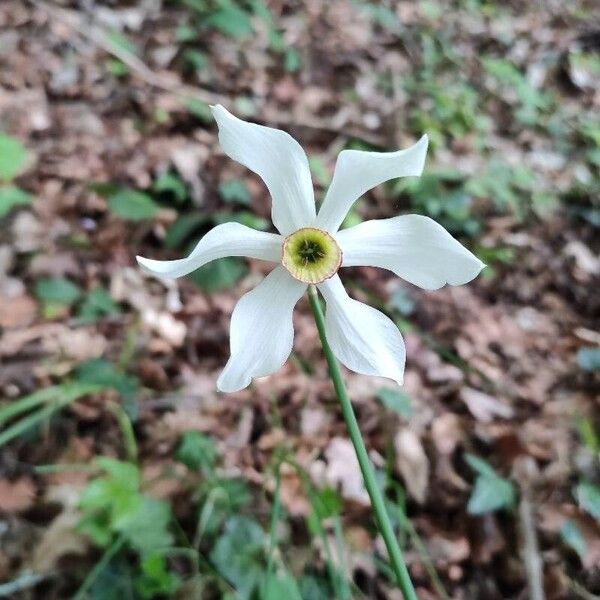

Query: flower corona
left=282, top=227, right=342, bottom=284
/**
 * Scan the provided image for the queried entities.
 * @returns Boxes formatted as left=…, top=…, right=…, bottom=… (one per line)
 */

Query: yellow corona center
left=282, top=227, right=342, bottom=284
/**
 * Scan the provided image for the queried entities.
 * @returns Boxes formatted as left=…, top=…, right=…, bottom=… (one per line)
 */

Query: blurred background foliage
left=0, top=0, right=599, bottom=598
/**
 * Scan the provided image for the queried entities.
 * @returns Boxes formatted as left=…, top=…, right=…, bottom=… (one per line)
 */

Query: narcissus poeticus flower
left=137, top=105, right=484, bottom=392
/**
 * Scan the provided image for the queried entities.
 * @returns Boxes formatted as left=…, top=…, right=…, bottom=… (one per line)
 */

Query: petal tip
left=136, top=255, right=150, bottom=269
left=210, top=104, right=230, bottom=125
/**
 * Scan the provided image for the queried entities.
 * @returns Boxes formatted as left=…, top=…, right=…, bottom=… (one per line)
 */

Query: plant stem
left=72, top=536, right=125, bottom=600
left=308, top=286, right=418, bottom=600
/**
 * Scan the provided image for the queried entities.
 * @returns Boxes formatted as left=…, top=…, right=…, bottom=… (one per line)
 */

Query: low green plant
left=482, top=56, right=554, bottom=126
left=0, top=133, right=32, bottom=218
left=465, top=453, right=515, bottom=515
left=77, top=458, right=181, bottom=598
left=178, top=0, right=300, bottom=72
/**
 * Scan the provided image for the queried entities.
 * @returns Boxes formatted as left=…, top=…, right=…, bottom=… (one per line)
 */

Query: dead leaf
left=460, top=388, right=514, bottom=423
left=315, top=437, right=369, bottom=505
left=29, top=510, right=88, bottom=573
left=394, top=429, right=429, bottom=504
left=428, top=533, right=470, bottom=563
left=0, top=293, right=37, bottom=329
left=300, top=406, right=330, bottom=436
left=0, top=477, right=36, bottom=513
left=431, top=413, right=463, bottom=455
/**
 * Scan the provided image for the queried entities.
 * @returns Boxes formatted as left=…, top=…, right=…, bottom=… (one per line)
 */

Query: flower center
left=282, top=227, right=342, bottom=284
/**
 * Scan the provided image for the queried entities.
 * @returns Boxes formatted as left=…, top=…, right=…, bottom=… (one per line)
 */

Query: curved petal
left=336, top=215, right=485, bottom=290
left=318, top=275, right=405, bottom=385
left=211, top=105, right=315, bottom=235
left=218, top=267, right=306, bottom=392
left=315, top=135, right=429, bottom=233
left=137, top=222, right=283, bottom=279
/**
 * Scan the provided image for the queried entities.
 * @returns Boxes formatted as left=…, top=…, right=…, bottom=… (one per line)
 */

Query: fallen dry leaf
left=29, top=510, right=88, bottom=574
left=313, top=437, right=369, bottom=505
left=0, top=477, right=36, bottom=513
left=394, top=429, right=430, bottom=504
left=460, top=387, right=514, bottom=423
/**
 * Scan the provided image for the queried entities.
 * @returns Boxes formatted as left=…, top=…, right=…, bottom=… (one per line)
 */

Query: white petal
left=318, top=275, right=405, bottom=385
left=218, top=267, right=306, bottom=392
left=136, top=222, right=282, bottom=279
left=315, top=135, right=429, bottom=233
left=336, top=215, right=485, bottom=290
left=211, top=105, right=315, bottom=235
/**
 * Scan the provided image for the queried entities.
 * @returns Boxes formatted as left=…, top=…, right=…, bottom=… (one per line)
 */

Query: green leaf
left=465, top=454, right=515, bottom=515
left=218, top=179, right=251, bottom=205
left=176, top=431, right=216, bottom=473
left=464, top=453, right=498, bottom=478
left=74, top=358, right=138, bottom=402
left=389, top=288, right=415, bottom=316
left=153, top=172, right=187, bottom=203
left=210, top=516, right=265, bottom=599
left=312, top=487, right=342, bottom=521
left=298, top=575, right=332, bottom=600
left=106, top=30, right=138, bottom=55
left=165, top=213, right=209, bottom=249
left=176, top=25, right=197, bottom=42
left=263, top=572, right=302, bottom=600
left=308, top=156, right=330, bottom=188
left=183, top=49, right=208, bottom=71
left=467, top=476, right=514, bottom=515
left=77, top=287, right=120, bottom=322
left=0, top=185, right=32, bottom=218
left=135, top=552, right=181, bottom=598
left=79, top=460, right=140, bottom=520
left=575, top=481, right=600, bottom=520
left=189, top=256, right=248, bottom=292
left=108, top=189, right=159, bottom=221
left=283, top=47, right=301, bottom=73
left=376, top=388, right=412, bottom=418
left=576, top=347, right=600, bottom=372
left=213, top=211, right=269, bottom=230
left=116, top=497, right=173, bottom=552
left=183, top=98, right=213, bottom=122
left=560, top=520, right=586, bottom=558
left=0, top=134, right=28, bottom=181
left=35, top=277, right=82, bottom=305
left=105, top=59, right=129, bottom=77
left=205, top=5, right=253, bottom=39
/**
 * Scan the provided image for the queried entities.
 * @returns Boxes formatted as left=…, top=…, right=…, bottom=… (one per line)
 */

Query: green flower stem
left=308, top=285, right=418, bottom=600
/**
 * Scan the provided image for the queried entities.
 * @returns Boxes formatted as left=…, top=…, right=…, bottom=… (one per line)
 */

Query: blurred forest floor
left=0, top=0, right=599, bottom=599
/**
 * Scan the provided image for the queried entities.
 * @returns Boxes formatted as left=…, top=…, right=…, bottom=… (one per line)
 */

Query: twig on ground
left=0, top=573, right=51, bottom=597
left=515, top=457, right=545, bottom=600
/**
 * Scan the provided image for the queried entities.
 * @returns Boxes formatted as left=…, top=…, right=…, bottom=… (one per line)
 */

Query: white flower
left=137, top=105, right=484, bottom=393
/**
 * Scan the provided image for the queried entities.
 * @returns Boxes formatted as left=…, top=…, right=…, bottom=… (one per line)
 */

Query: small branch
left=516, top=457, right=545, bottom=600
left=0, top=572, right=50, bottom=597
